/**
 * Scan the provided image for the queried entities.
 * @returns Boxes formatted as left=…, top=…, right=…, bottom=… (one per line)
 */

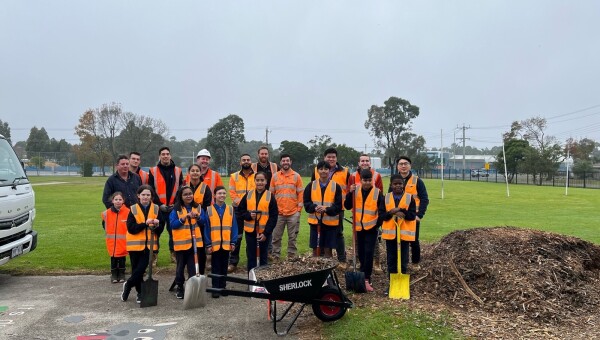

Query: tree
left=114, top=113, right=168, bottom=163
left=495, top=139, right=529, bottom=183
left=97, top=102, right=125, bottom=164
left=238, top=140, right=269, bottom=161
left=307, top=135, right=333, bottom=161
left=502, top=117, right=562, bottom=185
left=567, top=137, right=598, bottom=178
left=364, top=96, right=423, bottom=169
left=75, top=109, right=111, bottom=176
left=332, top=144, right=361, bottom=168
left=205, top=114, right=245, bottom=174
left=279, top=140, right=314, bottom=175
left=0, top=119, right=11, bottom=145
left=26, top=126, right=50, bottom=155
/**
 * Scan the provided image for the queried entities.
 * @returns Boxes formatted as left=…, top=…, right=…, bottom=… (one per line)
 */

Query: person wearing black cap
left=345, top=169, right=386, bottom=292
left=395, top=156, right=429, bottom=268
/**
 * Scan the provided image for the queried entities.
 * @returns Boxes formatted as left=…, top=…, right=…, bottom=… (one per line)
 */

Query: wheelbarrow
left=207, top=264, right=353, bottom=335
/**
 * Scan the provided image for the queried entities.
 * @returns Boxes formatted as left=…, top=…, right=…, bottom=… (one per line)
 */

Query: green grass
left=322, top=305, right=461, bottom=339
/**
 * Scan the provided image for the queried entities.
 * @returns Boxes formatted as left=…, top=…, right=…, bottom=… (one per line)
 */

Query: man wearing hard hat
left=185, top=149, right=224, bottom=195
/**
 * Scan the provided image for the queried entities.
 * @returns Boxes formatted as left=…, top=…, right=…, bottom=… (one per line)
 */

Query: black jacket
left=102, top=171, right=141, bottom=208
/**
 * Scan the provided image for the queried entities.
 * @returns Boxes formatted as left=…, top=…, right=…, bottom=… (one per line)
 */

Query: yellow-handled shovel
left=389, top=219, right=410, bottom=299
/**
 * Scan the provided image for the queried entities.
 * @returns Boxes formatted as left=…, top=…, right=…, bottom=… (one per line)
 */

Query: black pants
left=410, top=221, right=421, bottom=263
left=385, top=239, right=410, bottom=274
left=245, top=231, right=268, bottom=271
left=229, top=211, right=244, bottom=266
left=356, top=228, right=378, bottom=281
left=336, top=211, right=347, bottom=262
left=127, top=249, right=151, bottom=293
left=211, top=249, right=230, bottom=289
left=175, top=247, right=205, bottom=287
left=110, top=256, right=126, bottom=272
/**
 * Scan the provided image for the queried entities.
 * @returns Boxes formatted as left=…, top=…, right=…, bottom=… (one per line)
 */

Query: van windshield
left=0, top=138, right=29, bottom=186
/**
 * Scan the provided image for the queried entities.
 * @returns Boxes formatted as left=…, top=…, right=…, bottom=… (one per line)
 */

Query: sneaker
left=176, top=287, right=184, bottom=299
left=365, top=280, right=374, bottom=292
left=121, top=282, right=131, bottom=301
left=136, top=293, right=142, bottom=304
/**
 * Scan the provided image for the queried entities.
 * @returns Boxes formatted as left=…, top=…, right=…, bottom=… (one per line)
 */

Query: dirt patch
left=299, top=227, right=600, bottom=339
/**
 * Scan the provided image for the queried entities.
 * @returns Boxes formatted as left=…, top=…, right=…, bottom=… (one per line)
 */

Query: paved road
left=0, top=273, right=303, bottom=339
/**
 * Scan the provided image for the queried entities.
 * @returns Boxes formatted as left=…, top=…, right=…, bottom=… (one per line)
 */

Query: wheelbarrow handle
left=208, top=273, right=261, bottom=286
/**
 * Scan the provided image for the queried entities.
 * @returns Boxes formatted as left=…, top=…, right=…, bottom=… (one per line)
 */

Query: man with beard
left=269, top=154, right=304, bottom=261
left=128, top=152, right=148, bottom=185
left=227, top=154, right=255, bottom=272
left=148, top=147, right=183, bottom=266
left=251, top=146, right=278, bottom=190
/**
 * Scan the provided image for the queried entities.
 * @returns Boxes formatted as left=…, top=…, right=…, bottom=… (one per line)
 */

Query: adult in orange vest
left=344, top=169, right=386, bottom=292
left=250, top=146, right=279, bottom=190
left=382, top=174, right=417, bottom=275
left=168, top=185, right=206, bottom=299
left=148, top=146, right=183, bottom=265
left=101, top=191, right=130, bottom=283
left=129, top=151, right=149, bottom=185
left=304, top=161, right=342, bottom=258
left=227, top=154, right=255, bottom=272
left=237, top=172, right=278, bottom=271
left=121, top=185, right=164, bottom=303
left=183, top=149, right=224, bottom=195
left=395, top=156, right=429, bottom=266
left=311, top=148, right=349, bottom=264
left=202, top=185, right=238, bottom=297
left=269, top=153, right=303, bottom=260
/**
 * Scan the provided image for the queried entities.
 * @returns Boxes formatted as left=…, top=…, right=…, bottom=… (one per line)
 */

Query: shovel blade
left=344, top=271, right=366, bottom=293
left=183, top=275, right=208, bottom=309
left=140, top=278, right=159, bottom=307
left=389, top=273, right=410, bottom=299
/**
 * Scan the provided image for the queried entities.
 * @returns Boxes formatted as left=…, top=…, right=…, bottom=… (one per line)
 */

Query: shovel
left=183, top=216, right=208, bottom=309
left=344, top=189, right=366, bottom=293
left=389, top=219, right=410, bottom=299
left=248, top=210, right=264, bottom=293
left=315, top=212, right=323, bottom=257
left=140, top=226, right=159, bottom=308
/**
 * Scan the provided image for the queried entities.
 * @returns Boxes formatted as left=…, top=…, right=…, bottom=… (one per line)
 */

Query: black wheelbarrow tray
left=207, top=265, right=353, bottom=335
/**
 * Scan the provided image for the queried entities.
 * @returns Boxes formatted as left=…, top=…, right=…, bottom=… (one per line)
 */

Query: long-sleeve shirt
left=344, top=187, right=387, bottom=228
left=126, top=204, right=165, bottom=235
left=199, top=203, right=239, bottom=248
left=102, top=171, right=141, bottom=208
left=303, top=180, right=342, bottom=224
left=382, top=193, right=417, bottom=222
left=169, top=205, right=210, bottom=245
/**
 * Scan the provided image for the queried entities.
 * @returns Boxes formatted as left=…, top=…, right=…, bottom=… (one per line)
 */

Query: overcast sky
left=1, top=1, right=599, bottom=153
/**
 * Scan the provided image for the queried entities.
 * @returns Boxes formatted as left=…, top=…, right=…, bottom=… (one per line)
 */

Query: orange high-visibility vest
left=307, top=180, right=339, bottom=227
left=127, top=203, right=160, bottom=251
left=207, top=205, right=234, bottom=251
left=136, top=168, right=149, bottom=185
left=243, top=190, right=271, bottom=233
left=404, top=174, right=420, bottom=213
left=381, top=192, right=416, bottom=241
left=229, top=171, right=255, bottom=206
left=271, top=170, right=303, bottom=216
left=251, top=162, right=277, bottom=176
left=314, top=166, right=348, bottom=208
left=150, top=166, right=182, bottom=205
left=184, top=168, right=223, bottom=194
left=190, top=182, right=208, bottom=206
left=353, top=187, right=380, bottom=231
left=101, top=207, right=130, bottom=257
left=172, top=207, right=203, bottom=251
left=352, top=169, right=382, bottom=191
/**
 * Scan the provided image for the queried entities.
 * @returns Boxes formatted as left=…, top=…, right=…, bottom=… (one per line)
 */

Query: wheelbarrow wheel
left=312, top=287, right=347, bottom=322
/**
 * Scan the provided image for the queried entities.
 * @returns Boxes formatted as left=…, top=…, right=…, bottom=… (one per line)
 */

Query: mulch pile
left=409, top=227, right=600, bottom=338
left=253, top=257, right=338, bottom=281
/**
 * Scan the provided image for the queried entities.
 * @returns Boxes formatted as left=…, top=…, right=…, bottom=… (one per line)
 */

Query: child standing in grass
left=101, top=192, right=130, bottom=283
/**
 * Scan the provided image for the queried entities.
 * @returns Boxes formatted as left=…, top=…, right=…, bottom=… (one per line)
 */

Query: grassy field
left=3, top=175, right=598, bottom=274
left=2, top=175, right=598, bottom=339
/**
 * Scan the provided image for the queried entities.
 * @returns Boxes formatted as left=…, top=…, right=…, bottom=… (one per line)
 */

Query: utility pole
left=456, top=124, right=470, bottom=180
left=265, top=126, right=272, bottom=146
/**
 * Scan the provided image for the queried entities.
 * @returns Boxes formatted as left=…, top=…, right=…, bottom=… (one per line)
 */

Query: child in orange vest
left=101, top=192, right=130, bottom=283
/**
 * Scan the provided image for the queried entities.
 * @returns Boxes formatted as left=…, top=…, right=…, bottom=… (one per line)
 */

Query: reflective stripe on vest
left=381, top=192, right=416, bottom=241
left=137, top=169, right=149, bottom=185
left=150, top=166, right=182, bottom=205
left=172, top=207, right=203, bottom=250
left=404, top=174, right=420, bottom=213
left=243, top=190, right=271, bottom=233
left=229, top=172, right=256, bottom=198
left=127, top=204, right=160, bottom=251
left=193, top=183, right=207, bottom=206
left=307, top=180, right=339, bottom=226
left=102, top=207, right=130, bottom=257
left=207, top=205, right=234, bottom=251
left=353, top=187, right=380, bottom=231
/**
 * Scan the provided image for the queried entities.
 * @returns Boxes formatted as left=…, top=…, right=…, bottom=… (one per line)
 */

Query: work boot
left=176, top=285, right=184, bottom=299
left=118, top=269, right=126, bottom=283
left=121, top=281, right=131, bottom=301
left=365, top=280, right=374, bottom=292
left=111, top=269, right=118, bottom=283
left=170, top=251, right=176, bottom=264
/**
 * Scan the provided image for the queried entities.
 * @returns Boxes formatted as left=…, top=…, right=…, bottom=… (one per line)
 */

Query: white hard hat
left=197, top=149, right=211, bottom=158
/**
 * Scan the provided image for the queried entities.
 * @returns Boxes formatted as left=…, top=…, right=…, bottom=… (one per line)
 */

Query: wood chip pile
left=413, top=227, right=600, bottom=324
left=253, top=257, right=338, bottom=281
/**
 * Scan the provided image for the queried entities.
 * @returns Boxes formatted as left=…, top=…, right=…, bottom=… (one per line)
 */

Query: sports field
left=2, top=175, right=597, bottom=274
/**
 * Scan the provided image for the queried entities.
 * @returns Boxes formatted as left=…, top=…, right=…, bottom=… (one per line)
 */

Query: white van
left=0, top=134, right=37, bottom=265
